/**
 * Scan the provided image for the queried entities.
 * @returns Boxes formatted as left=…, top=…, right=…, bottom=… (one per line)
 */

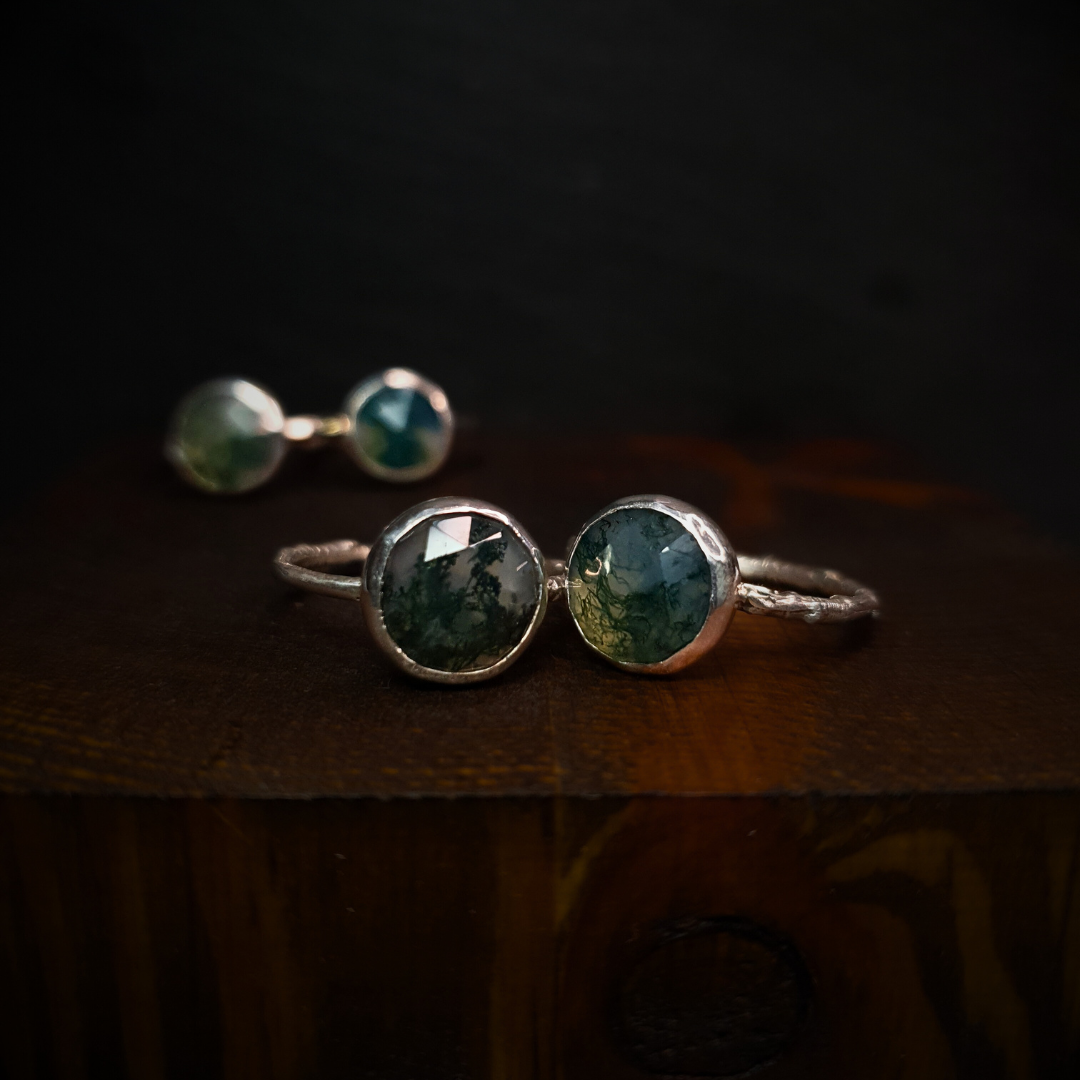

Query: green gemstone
left=344, top=370, right=452, bottom=480
left=380, top=513, right=539, bottom=673
left=567, top=507, right=712, bottom=665
left=167, top=380, right=286, bottom=493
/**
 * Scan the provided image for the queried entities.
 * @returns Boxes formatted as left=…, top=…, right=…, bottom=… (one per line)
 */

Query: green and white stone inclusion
left=567, top=507, right=712, bottom=665
left=350, top=384, right=448, bottom=474
left=380, top=513, right=540, bottom=673
left=167, top=380, right=285, bottom=493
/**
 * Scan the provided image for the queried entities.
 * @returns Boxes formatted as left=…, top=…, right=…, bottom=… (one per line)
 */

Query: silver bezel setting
left=340, top=367, right=455, bottom=483
left=165, top=377, right=288, bottom=494
left=564, top=495, right=739, bottom=675
left=362, top=497, right=548, bottom=684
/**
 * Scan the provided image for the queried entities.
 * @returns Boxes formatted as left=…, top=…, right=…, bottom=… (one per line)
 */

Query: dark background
left=9, top=0, right=1079, bottom=537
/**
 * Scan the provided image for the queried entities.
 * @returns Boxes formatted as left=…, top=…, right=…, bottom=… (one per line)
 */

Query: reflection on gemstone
left=347, top=375, right=451, bottom=477
left=373, top=391, right=412, bottom=432
left=381, top=514, right=539, bottom=672
left=568, top=507, right=712, bottom=665
left=424, top=516, right=472, bottom=560
left=167, top=379, right=286, bottom=493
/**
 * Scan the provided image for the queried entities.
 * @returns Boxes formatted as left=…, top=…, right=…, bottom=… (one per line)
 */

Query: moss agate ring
left=166, top=368, right=453, bottom=494
left=274, top=495, right=880, bottom=684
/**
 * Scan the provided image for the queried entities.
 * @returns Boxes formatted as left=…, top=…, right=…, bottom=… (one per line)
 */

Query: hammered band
left=730, top=556, right=879, bottom=623
left=274, top=495, right=879, bottom=684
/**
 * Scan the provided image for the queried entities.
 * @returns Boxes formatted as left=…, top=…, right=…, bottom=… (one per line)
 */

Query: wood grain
left=0, top=433, right=1076, bottom=798
left=0, top=434, right=1077, bottom=1077
left=1, top=793, right=1077, bottom=1078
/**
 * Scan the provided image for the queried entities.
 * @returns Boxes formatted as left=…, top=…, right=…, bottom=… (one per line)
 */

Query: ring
left=274, top=496, right=880, bottom=684
left=166, top=368, right=453, bottom=493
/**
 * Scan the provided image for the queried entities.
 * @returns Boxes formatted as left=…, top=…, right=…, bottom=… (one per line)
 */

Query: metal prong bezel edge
left=563, top=494, right=739, bottom=675
left=340, top=368, right=455, bottom=483
left=164, top=377, right=289, bottom=494
left=361, top=496, right=548, bottom=685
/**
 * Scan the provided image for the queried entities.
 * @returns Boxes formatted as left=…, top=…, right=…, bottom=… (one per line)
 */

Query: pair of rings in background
left=166, top=368, right=454, bottom=493
left=275, top=495, right=880, bottom=684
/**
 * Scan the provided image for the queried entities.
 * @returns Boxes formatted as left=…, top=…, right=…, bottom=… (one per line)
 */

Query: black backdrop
left=10, top=1, right=1079, bottom=537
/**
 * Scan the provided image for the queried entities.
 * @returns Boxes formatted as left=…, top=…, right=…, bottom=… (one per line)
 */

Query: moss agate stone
left=380, top=513, right=540, bottom=673
left=568, top=507, right=712, bottom=665
left=167, top=380, right=286, bottom=493
left=349, top=383, right=449, bottom=476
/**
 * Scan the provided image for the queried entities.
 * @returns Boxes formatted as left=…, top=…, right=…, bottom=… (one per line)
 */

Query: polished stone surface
left=567, top=506, right=712, bottom=665
left=349, top=381, right=449, bottom=477
left=167, top=379, right=286, bottom=493
left=381, top=513, right=540, bottom=672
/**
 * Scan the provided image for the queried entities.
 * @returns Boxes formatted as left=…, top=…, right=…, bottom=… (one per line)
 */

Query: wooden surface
left=0, top=433, right=1077, bottom=798
left=1, top=792, right=1077, bottom=1078
left=1, top=434, right=1078, bottom=1079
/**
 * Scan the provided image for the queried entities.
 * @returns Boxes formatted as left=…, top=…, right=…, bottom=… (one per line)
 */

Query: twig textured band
left=275, top=496, right=880, bottom=684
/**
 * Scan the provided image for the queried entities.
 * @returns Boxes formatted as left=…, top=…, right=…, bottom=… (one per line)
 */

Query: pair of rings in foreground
left=166, top=367, right=453, bottom=493
left=275, top=495, right=880, bottom=684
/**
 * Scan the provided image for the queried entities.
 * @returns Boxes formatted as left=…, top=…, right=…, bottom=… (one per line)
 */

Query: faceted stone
left=347, top=376, right=451, bottom=478
left=380, top=513, right=540, bottom=673
left=167, top=379, right=286, bottom=493
left=567, top=507, right=712, bottom=665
